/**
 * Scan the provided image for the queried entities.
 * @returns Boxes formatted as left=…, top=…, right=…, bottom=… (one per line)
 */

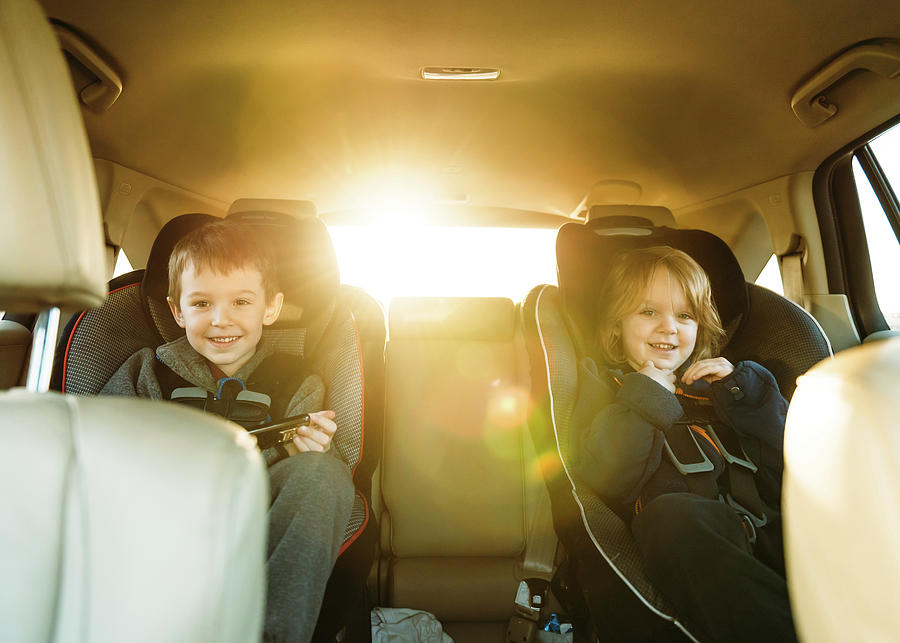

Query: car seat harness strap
left=154, top=352, right=308, bottom=429
left=612, top=374, right=769, bottom=527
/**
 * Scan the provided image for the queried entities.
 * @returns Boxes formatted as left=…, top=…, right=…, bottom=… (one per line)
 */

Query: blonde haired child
left=573, top=245, right=796, bottom=642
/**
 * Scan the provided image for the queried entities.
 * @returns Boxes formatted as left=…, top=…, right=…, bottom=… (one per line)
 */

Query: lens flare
left=486, top=386, right=529, bottom=429
left=531, top=451, right=563, bottom=481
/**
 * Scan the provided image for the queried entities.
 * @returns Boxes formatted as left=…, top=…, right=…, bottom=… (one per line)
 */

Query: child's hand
left=285, top=410, right=337, bottom=455
left=681, top=357, right=734, bottom=386
left=638, top=360, right=676, bottom=393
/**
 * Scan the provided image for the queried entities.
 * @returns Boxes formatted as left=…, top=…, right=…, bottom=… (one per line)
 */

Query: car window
left=754, top=254, right=784, bottom=297
left=112, top=250, right=134, bottom=278
left=328, top=224, right=559, bottom=306
left=851, top=122, right=900, bottom=330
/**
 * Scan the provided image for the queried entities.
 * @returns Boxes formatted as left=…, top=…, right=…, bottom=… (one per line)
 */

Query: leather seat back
left=0, top=2, right=268, bottom=641
left=382, top=296, right=551, bottom=631
left=784, top=338, right=900, bottom=642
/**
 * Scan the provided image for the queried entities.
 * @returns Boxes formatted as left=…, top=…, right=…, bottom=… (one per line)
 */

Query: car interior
left=2, top=0, right=900, bottom=641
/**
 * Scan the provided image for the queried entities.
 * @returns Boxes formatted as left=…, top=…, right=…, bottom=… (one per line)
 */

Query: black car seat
left=51, top=210, right=384, bottom=642
left=521, top=211, right=832, bottom=641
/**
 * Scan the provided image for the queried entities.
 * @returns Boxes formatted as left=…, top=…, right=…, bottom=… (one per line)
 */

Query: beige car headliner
left=39, top=0, right=900, bottom=220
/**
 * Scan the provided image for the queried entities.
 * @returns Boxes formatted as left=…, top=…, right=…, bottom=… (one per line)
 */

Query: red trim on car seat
left=338, top=490, right=370, bottom=556
left=349, top=311, right=365, bottom=479
left=62, top=310, right=88, bottom=393
left=62, top=283, right=139, bottom=393
left=334, top=312, right=370, bottom=558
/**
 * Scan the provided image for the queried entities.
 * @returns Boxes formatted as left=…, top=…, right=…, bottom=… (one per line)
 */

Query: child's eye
left=678, top=312, right=695, bottom=321
left=639, top=309, right=655, bottom=317
left=191, top=300, right=208, bottom=308
left=235, top=298, right=251, bottom=306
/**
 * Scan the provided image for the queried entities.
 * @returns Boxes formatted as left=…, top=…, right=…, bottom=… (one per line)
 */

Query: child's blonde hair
left=168, top=221, right=280, bottom=305
left=595, top=246, right=726, bottom=368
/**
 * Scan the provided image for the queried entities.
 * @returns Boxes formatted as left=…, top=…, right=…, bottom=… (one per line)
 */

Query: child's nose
left=211, top=306, right=231, bottom=326
left=658, top=314, right=677, bottom=332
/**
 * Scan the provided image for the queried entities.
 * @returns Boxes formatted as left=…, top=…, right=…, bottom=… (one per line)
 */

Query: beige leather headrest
left=784, top=337, right=900, bottom=642
left=0, top=0, right=107, bottom=312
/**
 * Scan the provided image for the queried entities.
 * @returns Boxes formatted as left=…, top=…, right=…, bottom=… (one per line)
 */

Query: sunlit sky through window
left=854, top=121, right=900, bottom=329
left=328, top=225, right=560, bottom=307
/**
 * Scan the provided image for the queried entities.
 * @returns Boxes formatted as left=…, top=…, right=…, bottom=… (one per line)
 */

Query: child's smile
left=619, top=266, right=698, bottom=374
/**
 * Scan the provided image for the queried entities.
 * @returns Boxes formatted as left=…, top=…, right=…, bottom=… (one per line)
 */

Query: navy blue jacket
left=572, top=359, right=787, bottom=519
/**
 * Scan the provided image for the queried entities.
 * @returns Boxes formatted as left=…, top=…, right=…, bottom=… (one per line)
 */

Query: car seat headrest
left=228, top=198, right=317, bottom=219
left=140, top=213, right=219, bottom=341
left=225, top=210, right=340, bottom=326
left=141, top=211, right=340, bottom=340
left=557, top=218, right=748, bottom=350
left=0, top=0, right=107, bottom=311
left=142, top=213, right=220, bottom=303
left=587, top=204, right=677, bottom=228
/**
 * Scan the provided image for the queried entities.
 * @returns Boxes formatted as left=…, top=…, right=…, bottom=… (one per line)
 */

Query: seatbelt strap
left=521, top=478, right=557, bottom=580
left=780, top=235, right=807, bottom=309
left=514, top=311, right=558, bottom=581
left=726, top=466, right=769, bottom=528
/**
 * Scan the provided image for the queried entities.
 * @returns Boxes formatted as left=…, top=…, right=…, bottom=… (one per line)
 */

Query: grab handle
left=53, top=23, right=122, bottom=112
left=790, top=40, right=900, bottom=127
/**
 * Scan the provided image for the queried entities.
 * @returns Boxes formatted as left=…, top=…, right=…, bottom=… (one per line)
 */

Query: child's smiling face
left=619, top=266, right=698, bottom=373
left=167, top=261, right=283, bottom=376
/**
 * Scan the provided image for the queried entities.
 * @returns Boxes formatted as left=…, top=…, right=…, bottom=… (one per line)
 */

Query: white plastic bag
left=370, top=607, right=454, bottom=643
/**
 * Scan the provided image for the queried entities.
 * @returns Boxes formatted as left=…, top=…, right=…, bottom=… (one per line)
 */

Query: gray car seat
left=521, top=213, right=832, bottom=640
left=52, top=210, right=384, bottom=642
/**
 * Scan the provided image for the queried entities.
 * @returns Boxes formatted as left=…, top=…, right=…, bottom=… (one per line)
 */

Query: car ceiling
left=38, top=0, right=900, bottom=220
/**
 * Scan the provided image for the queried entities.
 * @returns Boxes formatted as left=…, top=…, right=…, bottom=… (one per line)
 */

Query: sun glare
left=328, top=224, right=559, bottom=307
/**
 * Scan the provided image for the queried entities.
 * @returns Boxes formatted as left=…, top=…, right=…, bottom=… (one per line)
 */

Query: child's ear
left=167, top=296, right=186, bottom=328
left=263, top=292, right=284, bottom=326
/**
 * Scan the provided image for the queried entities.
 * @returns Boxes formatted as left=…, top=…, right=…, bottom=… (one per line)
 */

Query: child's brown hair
left=595, top=245, right=726, bottom=368
left=168, top=221, right=280, bottom=305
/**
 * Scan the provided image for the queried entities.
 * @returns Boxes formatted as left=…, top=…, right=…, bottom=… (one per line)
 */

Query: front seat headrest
left=0, top=0, right=107, bottom=311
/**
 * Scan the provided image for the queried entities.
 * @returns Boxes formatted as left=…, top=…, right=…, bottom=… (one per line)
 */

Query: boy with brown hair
left=102, top=220, right=354, bottom=643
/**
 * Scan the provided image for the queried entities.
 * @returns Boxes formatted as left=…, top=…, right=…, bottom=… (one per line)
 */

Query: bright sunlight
left=328, top=224, right=559, bottom=307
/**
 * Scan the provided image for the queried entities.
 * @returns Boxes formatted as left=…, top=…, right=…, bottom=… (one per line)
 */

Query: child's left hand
left=284, top=410, right=337, bottom=455
left=681, top=357, right=734, bottom=386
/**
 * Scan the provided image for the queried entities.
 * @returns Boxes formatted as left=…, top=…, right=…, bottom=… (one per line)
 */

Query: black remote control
left=246, top=414, right=311, bottom=450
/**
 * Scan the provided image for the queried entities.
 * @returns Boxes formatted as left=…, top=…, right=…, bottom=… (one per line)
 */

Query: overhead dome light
left=421, top=67, right=501, bottom=80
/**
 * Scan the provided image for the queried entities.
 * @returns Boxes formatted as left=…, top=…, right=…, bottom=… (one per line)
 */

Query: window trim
left=812, top=114, right=900, bottom=336
left=856, top=145, right=900, bottom=243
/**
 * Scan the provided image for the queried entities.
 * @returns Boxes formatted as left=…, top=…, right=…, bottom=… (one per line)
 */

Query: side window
left=851, top=123, right=900, bottom=330
left=112, top=250, right=134, bottom=278
left=754, top=254, right=784, bottom=297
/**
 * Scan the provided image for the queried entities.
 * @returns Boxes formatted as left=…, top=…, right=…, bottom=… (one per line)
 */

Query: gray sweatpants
left=263, top=452, right=355, bottom=643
